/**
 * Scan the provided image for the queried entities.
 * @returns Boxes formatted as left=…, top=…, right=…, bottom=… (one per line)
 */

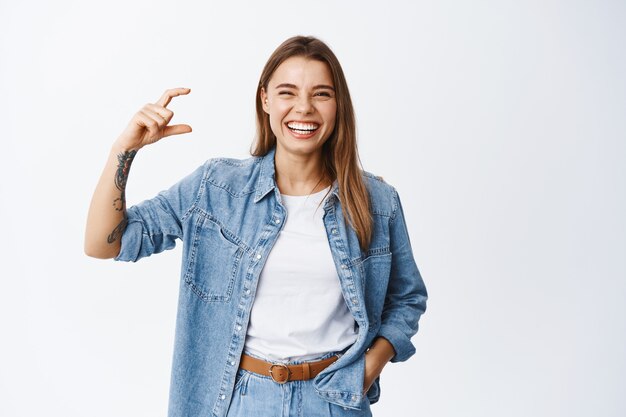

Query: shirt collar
left=253, top=147, right=277, bottom=203
left=253, top=146, right=340, bottom=203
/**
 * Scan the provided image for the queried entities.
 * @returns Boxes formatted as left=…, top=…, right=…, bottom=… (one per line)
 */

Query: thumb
left=163, top=124, right=193, bottom=138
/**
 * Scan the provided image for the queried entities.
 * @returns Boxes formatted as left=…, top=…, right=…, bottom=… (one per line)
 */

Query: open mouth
left=286, top=121, right=320, bottom=135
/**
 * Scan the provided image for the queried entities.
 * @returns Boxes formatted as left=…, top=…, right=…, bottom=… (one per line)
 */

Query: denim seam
left=181, top=158, right=214, bottom=223
left=206, top=179, right=257, bottom=198
left=191, top=207, right=252, bottom=254
left=347, top=247, right=390, bottom=267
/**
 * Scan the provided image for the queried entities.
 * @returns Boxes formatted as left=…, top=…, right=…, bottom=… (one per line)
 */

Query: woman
left=85, top=36, right=427, bottom=417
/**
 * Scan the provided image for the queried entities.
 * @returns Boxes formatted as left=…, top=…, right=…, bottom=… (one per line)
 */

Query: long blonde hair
left=251, top=36, right=372, bottom=251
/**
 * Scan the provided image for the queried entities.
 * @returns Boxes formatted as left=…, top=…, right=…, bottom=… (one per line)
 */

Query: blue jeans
left=226, top=351, right=373, bottom=416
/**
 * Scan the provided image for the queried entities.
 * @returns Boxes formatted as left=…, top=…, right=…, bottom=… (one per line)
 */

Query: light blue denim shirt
left=115, top=147, right=427, bottom=416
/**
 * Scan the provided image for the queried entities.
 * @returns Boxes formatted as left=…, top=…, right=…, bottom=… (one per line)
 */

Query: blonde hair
left=251, top=36, right=372, bottom=251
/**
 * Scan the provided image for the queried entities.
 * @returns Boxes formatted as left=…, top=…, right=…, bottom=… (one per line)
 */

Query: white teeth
left=287, top=122, right=319, bottom=131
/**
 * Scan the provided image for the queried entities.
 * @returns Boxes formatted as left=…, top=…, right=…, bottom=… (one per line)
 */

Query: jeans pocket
left=234, top=369, right=250, bottom=395
left=328, top=401, right=372, bottom=417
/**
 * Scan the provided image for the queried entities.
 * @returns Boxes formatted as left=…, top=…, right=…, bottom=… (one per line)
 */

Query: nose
left=295, top=95, right=314, bottom=115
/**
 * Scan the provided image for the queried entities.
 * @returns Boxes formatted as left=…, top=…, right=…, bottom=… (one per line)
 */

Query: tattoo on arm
left=114, top=150, right=136, bottom=191
left=107, top=150, right=137, bottom=243
left=107, top=217, right=128, bottom=244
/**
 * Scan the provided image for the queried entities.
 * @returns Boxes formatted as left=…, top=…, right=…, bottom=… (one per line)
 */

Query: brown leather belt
left=239, top=353, right=339, bottom=384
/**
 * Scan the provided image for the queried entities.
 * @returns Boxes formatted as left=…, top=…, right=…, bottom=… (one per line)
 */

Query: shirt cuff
left=376, top=323, right=416, bottom=363
left=113, top=209, right=143, bottom=263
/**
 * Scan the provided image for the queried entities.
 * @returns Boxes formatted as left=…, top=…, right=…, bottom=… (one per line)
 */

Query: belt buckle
left=269, top=363, right=290, bottom=384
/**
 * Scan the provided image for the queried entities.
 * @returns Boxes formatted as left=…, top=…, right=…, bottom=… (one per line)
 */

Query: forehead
left=268, top=56, right=334, bottom=87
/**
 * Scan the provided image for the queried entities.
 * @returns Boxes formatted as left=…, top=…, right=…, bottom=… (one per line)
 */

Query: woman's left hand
left=362, top=350, right=385, bottom=395
left=362, top=337, right=396, bottom=396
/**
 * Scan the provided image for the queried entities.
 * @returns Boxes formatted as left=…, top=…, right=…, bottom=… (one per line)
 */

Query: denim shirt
left=114, top=147, right=427, bottom=416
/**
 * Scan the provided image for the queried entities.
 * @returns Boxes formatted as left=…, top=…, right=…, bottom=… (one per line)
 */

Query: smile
left=286, top=121, right=320, bottom=135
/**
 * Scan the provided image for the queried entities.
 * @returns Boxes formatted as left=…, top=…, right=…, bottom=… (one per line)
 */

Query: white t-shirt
left=243, top=186, right=358, bottom=362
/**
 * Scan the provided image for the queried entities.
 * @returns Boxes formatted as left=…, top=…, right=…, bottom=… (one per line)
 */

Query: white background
left=1, top=1, right=625, bottom=416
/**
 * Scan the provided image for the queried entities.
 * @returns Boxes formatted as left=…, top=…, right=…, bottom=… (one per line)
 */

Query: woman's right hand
left=114, top=87, right=193, bottom=151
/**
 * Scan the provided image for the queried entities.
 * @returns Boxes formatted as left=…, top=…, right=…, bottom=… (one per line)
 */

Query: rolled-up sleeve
left=376, top=188, right=428, bottom=362
left=114, top=160, right=211, bottom=263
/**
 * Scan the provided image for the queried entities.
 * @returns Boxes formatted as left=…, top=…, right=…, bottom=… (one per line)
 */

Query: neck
left=274, top=147, right=330, bottom=196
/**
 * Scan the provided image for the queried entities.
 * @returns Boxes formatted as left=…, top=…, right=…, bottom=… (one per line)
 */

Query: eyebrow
left=275, top=83, right=335, bottom=91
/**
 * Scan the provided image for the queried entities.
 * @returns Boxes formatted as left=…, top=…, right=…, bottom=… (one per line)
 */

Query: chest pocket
left=184, top=214, right=244, bottom=302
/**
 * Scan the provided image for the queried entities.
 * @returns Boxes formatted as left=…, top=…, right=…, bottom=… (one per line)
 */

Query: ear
left=260, top=87, right=269, bottom=114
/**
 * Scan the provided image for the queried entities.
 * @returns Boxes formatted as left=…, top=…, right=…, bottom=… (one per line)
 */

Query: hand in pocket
left=362, top=351, right=382, bottom=395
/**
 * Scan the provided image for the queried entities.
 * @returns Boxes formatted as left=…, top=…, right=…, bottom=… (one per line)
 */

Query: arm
left=112, top=159, right=209, bottom=263
left=84, top=88, right=193, bottom=259
left=376, top=188, right=428, bottom=363
left=84, top=143, right=138, bottom=258
left=362, top=336, right=396, bottom=394
left=362, top=189, right=428, bottom=394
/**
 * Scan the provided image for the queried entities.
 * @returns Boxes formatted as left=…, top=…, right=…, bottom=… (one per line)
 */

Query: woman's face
left=261, top=56, right=337, bottom=159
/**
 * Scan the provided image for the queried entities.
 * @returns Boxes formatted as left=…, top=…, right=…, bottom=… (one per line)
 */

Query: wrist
left=366, top=336, right=395, bottom=366
left=112, top=138, right=141, bottom=153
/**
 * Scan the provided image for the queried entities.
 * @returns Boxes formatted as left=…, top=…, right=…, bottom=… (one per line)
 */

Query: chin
left=277, top=139, right=325, bottom=157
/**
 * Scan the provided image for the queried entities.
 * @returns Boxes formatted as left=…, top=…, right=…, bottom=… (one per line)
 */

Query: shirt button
left=245, top=288, right=250, bottom=294
left=236, top=325, right=242, bottom=331
left=230, top=360, right=235, bottom=366
left=352, top=298, right=358, bottom=304
left=274, top=218, right=281, bottom=224
left=341, top=264, right=348, bottom=269
left=256, top=254, right=262, bottom=260
left=220, top=394, right=226, bottom=400
left=332, top=229, right=338, bottom=234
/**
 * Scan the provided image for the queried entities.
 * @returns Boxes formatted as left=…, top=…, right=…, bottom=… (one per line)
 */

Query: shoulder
left=208, top=155, right=262, bottom=172
left=361, top=170, right=400, bottom=218
left=202, top=154, right=263, bottom=197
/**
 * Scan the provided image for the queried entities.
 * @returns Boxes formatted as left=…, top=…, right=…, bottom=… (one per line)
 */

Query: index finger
left=156, top=87, right=191, bottom=108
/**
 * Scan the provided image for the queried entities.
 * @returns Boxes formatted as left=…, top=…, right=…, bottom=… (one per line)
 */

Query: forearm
left=84, top=142, right=138, bottom=258
left=362, top=336, right=396, bottom=394
left=366, top=336, right=396, bottom=366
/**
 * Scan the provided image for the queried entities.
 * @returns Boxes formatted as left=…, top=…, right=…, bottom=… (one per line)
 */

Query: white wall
left=1, top=1, right=624, bottom=416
